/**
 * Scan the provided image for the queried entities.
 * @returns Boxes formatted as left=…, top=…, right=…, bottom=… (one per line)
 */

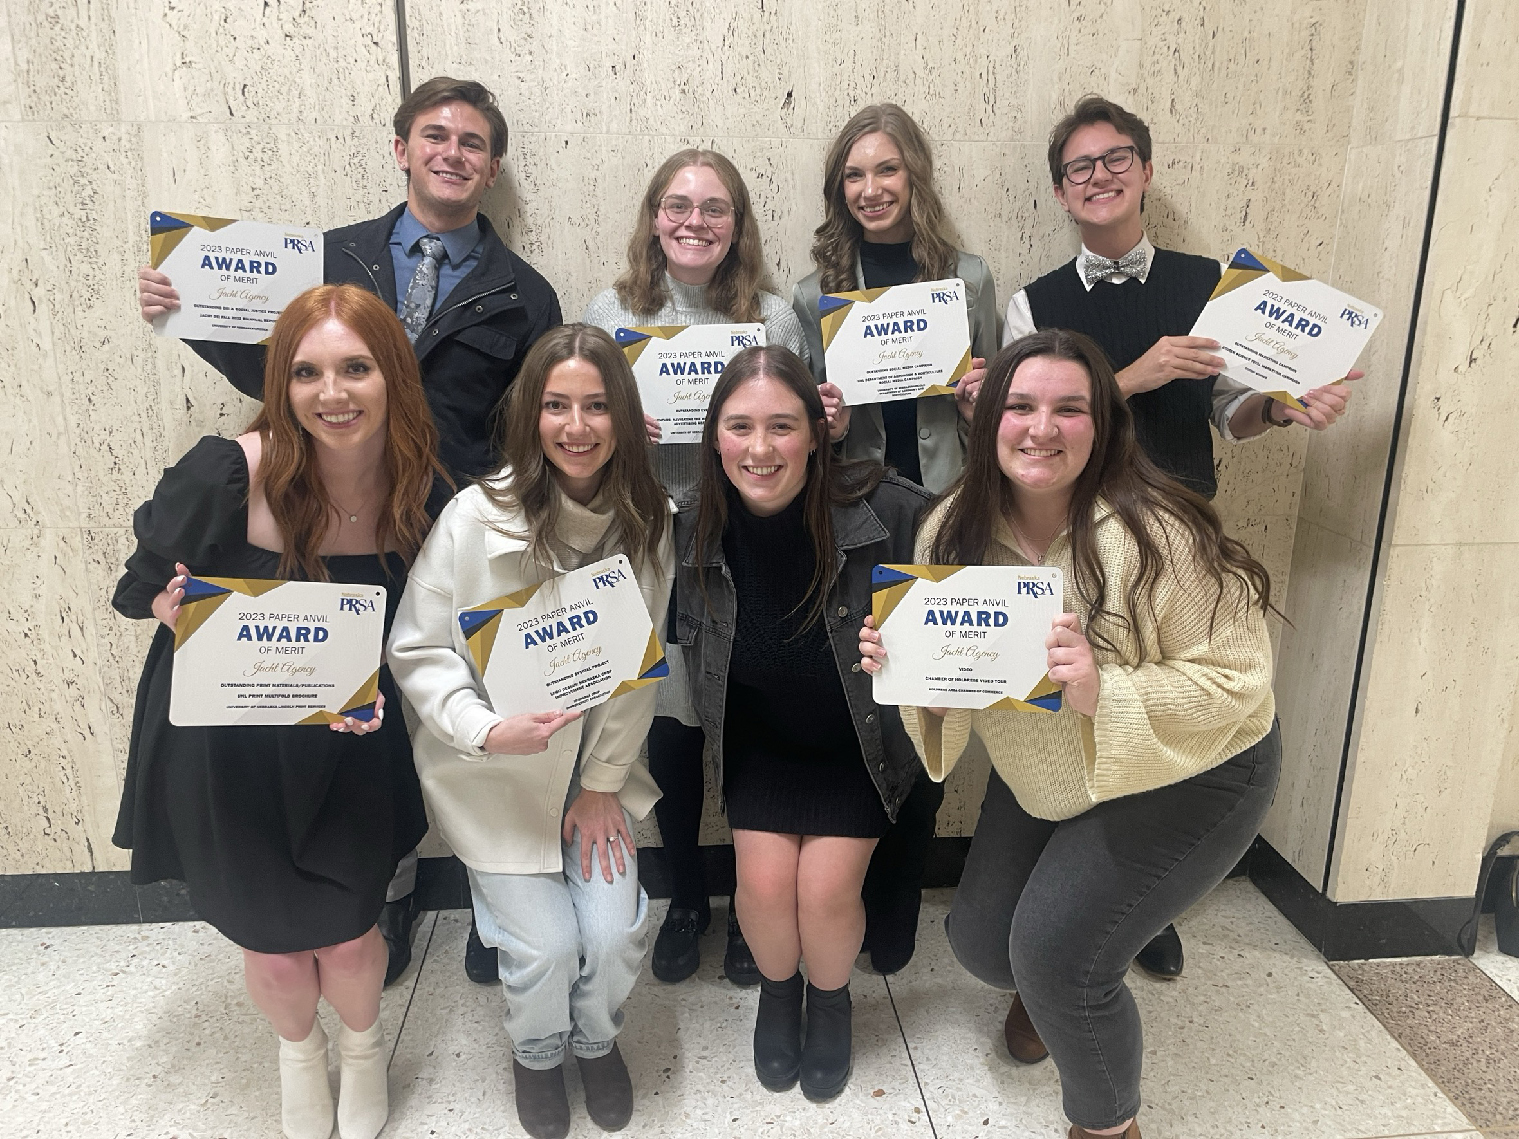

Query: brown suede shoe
left=511, top=1059, right=570, bottom=1139
left=577, top=1043, right=634, bottom=1131
left=1068, top=1120, right=1141, bottom=1138
left=1004, top=992, right=1049, bottom=1064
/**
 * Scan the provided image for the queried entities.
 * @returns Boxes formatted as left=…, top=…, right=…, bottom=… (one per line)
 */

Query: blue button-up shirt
left=388, top=208, right=484, bottom=321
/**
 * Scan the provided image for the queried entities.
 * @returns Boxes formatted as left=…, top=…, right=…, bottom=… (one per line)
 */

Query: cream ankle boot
left=278, top=1020, right=334, bottom=1139
left=336, top=1019, right=389, bottom=1139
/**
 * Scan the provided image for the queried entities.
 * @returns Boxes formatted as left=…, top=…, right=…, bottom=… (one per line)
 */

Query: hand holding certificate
left=1189, top=248, right=1382, bottom=411
left=149, top=211, right=324, bottom=343
left=460, top=554, right=667, bottom=718
left=169, top=578, right=386, bottom=726
left=617, top=323, right=766, bottom=444
left=820, top=278, right=972, bottom=406
left=868, top=564, right=1064, bottom=711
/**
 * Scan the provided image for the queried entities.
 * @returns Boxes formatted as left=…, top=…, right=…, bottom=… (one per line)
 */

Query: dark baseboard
left=1246, top=837, right=1475, bottom=959
left=1, top=839, right=974, bottom=930
left=2, top=839, right=1490, bottom=961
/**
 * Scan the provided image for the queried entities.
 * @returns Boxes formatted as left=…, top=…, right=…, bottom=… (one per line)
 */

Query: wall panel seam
left=1321, top=0, right=1468, bottom=896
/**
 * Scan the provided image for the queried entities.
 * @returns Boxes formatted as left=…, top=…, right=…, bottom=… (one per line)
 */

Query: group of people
left=118, top=75, right=1356, bottom=1139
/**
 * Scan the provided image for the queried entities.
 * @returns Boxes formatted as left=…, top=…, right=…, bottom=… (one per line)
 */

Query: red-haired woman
left=112, top=284, right=451, bottom=1139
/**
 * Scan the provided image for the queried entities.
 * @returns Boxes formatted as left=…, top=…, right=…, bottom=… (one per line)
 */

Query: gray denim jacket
left=673, top=474, right=934, bottom=822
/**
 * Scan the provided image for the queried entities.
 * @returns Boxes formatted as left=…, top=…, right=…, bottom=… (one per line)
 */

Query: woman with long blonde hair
left=112, top=284, right=451, bottom=1139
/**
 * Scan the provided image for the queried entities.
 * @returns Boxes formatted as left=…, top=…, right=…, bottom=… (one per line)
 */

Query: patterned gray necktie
left=1081, top=246, right=1148, bottom=288
left=400, top=234, right=446, bottom=343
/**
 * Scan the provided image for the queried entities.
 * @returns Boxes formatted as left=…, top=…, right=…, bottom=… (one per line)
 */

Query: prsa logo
left=730, top=331, right=760, bottom=348
left=284, top=234, right=318, bottom=255
left=1016, top=579, right=1054, bottom=597
left=339, top=594, right=377, bottom=615
left=1339, top=306, right=1371, bottom=330
left=930, top=287, right=961, bottom=305
left=591, top=566, right=628, bottom=590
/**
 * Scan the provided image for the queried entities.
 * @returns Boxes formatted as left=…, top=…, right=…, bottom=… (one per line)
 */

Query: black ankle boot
left=753, top=972, right=804, bottom=1091
left=799, top=981, right=852, bottom=1101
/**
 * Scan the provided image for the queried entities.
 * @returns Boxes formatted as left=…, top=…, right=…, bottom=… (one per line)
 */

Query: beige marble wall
left=1, top=0, right=1435, bottom=873
left=1324, top=0, right=1519, bottom=900
left=1263, top=0, right=1456, bottom=888
left=406, top=0, right=1369, bottom=846
left=0, top=0, right=402, bottom=875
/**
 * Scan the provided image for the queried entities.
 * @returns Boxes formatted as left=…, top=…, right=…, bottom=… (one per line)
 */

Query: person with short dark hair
left=112, top=285, right=452, bottom=1139
left=388, top=325, right=673, bottom=1139
left=861, top=330, right=1282, bottom=1139
left=989, top=93, right=1356, bottom=986
left=136, top=76, right=562, bottom=985
left=674, top=346, right=931, bottom=1100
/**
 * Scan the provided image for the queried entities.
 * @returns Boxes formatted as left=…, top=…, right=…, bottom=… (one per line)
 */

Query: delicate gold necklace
left=329, top=494, right=369, bottom=525
left=1007, top=512, right=1062, bottom=558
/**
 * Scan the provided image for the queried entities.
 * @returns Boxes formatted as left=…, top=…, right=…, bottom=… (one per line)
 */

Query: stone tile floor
left=1, top=880, right=1514, bottom=1138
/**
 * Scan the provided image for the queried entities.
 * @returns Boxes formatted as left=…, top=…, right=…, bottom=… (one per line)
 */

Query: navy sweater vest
left=1024, top=248, right=1222, bottom=497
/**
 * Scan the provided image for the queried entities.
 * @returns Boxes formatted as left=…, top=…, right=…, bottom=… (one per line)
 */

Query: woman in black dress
left=112, top=285, right=449, bottom=1139
left=673, top=346, right=929, bottom=1100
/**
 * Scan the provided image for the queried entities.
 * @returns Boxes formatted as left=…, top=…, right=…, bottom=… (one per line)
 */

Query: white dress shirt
left=1002, top=236, right=1257, bottom=443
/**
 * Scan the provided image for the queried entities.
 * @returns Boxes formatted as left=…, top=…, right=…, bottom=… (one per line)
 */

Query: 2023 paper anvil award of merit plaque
left=819, top=278, right=973, bottom=406
left=617, top=323, right=766, bottom=445
left=168, top=578, right=386, bottom=727
left=1188, top=248, right=1383, bottom=411
left=459, top=554, right=667, bottom=719
left=870, top=564, right=1065, bottom=712
left=149, top=212, right=324, bottom=344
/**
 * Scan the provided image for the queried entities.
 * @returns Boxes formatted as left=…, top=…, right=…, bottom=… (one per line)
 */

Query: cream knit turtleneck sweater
left=903, top=496, right=1276, bottom=822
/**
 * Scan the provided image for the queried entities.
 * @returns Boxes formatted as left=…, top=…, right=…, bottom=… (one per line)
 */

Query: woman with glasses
left=989, top=93, right=1356, bottom=1001
left=583, top=149, right=834, bottom=991
left=793, top=102, right=999, bottom=979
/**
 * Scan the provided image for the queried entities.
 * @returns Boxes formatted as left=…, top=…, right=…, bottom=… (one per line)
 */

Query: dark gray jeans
left=946, top=720, right=1281, bottom=1130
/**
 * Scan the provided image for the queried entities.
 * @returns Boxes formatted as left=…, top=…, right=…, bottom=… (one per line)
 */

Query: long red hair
left=249, top=284, right=448, bottom=580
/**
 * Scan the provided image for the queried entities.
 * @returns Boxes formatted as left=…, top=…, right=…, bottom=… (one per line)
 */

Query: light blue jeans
left=467, top=811, right=649, bottom=1071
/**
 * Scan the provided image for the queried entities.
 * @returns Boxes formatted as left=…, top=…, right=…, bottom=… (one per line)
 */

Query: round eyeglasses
left=658, top=196, right=734, bottom=225
left=1060, top=145, right=1139, bottom=185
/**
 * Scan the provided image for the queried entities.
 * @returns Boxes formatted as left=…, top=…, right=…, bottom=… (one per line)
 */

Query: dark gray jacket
left=673, top=473, right=934, bottom=822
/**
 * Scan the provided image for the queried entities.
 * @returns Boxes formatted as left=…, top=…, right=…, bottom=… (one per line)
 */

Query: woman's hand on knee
left=484, top=710, right=581, bottom=755
left=564, top=788, right=635, bottom=884
left=1046, top=613, right=1100, bottom=717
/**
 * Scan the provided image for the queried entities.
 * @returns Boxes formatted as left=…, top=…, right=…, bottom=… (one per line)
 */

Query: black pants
left=946, top=722, right=1281, bottom=1130
left=862, top=769, right=945, bottom=965
left=648, top=716, right=709, bottom=911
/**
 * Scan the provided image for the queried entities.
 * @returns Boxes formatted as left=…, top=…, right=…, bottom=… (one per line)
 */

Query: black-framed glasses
left=658, top=196, right=734, bottom=225
left=1060, top=145, right=1138, bottom=185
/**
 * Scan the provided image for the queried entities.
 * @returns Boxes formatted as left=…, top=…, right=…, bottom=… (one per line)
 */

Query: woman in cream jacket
left=388, top=325, right=673, bottom=1139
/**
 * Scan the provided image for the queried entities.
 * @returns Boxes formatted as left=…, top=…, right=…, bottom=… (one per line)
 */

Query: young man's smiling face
left=393, top=100, right=500, bottom=224
left=1052, top=120, right=1153, bottom=237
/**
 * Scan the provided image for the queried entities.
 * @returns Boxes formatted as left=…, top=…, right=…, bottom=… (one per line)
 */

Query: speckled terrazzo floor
left=1, top=881, right=1512, bottom=1139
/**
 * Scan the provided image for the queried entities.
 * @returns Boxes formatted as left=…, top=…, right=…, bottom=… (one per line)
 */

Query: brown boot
left=511, top=1059, right=569, bottom=1139
left=577, top=1043, right=633, bottom=1131
left=1004, top=992, right=1049, bottom=1064
left=1068, top=1120, right=1141, bottom=1138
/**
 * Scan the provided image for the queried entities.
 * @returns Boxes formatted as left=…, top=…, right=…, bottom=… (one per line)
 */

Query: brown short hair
left=393, top=77, right=508, bottom=160
left=1046, top=95, right=1152, bottom=186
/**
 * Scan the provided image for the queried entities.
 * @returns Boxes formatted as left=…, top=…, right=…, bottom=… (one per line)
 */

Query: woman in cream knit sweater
left=859, top=329, right=1280, bottom=1139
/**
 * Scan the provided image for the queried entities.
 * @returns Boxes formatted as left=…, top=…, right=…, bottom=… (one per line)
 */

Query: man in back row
left=138, top=76, right=561, bottom=987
